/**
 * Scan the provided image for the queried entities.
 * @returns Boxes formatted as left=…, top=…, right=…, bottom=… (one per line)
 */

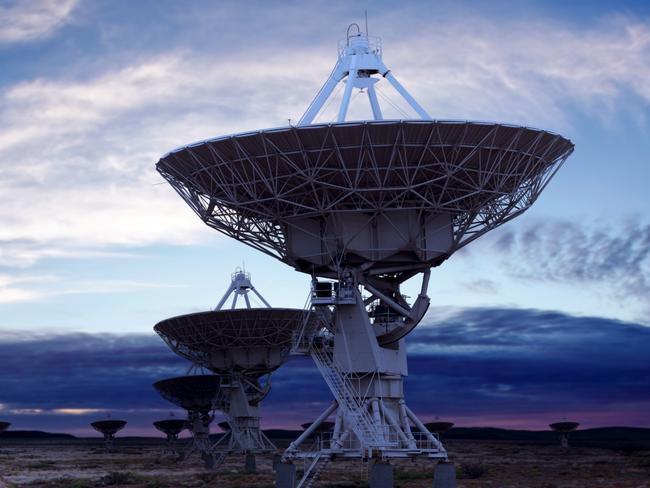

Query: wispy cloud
left=0, top=272, right=184, bottom=304
left=0, top=0, right=78, bottom=44
left=492, top=220, right=650, bottom=314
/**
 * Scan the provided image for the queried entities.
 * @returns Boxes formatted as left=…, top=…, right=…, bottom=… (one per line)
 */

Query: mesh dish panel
left=157, top=120, right=573, bottom=276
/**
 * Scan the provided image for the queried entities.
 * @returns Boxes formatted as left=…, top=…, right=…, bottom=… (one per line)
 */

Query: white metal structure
left=156, top=24, right=574, bottom=487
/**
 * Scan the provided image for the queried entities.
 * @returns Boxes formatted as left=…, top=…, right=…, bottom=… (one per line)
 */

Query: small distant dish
left=0, top=421, right=11, bottom=433
left=91, top=420, right=127, bottom=436
left=153, top=419, right=187, bottom=437
left=427, top=421, right=455, bottom=436
left=549, top=422, right=579, bottom=433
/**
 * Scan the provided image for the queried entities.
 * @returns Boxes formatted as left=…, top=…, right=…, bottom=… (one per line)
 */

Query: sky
left=0, top=0, right=648, bottom=436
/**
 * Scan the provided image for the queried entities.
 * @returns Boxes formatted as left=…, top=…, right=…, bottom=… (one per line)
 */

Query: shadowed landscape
left=1, top=428, right=649, bottom=487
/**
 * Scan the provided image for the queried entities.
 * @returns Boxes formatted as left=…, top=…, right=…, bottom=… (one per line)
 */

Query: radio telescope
left=0, top=421, right=10, bottom=434
left=427, top=420, right=455, bottom=440
left=156, top=23, right=573, bottom=488
left=550, top=421, right=579, bottom=448
left=153, top=375, right=221, bottom=468
left=153, top=413, right=187, bottom=456
left=90, top=419, right=127, bottom=449
left=155, top=269, right=311, bottom=473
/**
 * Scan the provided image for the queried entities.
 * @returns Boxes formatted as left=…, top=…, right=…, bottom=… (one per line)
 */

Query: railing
left=316, top=428, right=442, bottom=452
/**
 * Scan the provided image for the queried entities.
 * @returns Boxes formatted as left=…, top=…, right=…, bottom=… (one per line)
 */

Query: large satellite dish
left=0, top=421, right=11, bottom=433
left=156, top=23, right=574, bottom=488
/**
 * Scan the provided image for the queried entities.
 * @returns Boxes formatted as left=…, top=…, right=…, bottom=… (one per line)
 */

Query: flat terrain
left=0, top=438, right=648, bottom=487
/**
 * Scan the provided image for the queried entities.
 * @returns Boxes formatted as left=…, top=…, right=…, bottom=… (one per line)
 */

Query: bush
left=457, top=462, right=487, bottom=479
left=100, top=471, right=138, bottom=485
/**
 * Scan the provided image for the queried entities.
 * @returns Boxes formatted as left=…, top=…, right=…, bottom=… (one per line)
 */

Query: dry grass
left=0, top=439, right=648, bottom=487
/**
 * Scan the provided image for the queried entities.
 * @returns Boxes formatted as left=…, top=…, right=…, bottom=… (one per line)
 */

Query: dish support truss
left=299, top=26, right=430, bottom=125
left=211, top=270, right=278, bottom=468
left=214, top=267, right=271, bottom=310
left=284, top=272, right=446, bottom=482
left=211, top=373, right=278, bottom=471
left=179, top=410, right=218, bottom=469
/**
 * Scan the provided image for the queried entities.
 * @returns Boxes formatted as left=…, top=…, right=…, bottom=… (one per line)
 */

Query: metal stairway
left=310, top=341, right=390, bottom=450
left=296, top=452, right=332, bottom=488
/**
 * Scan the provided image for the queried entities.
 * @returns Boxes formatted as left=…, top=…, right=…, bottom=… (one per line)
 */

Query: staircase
left=296, top=452, right=331, bottom=488
left=310, top=342, right=390, bottom=450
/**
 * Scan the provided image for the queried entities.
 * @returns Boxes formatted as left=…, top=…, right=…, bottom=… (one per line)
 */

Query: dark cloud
left=1, top=307, right=649, bottom=434
left=493, top=220, right=650, bottom=301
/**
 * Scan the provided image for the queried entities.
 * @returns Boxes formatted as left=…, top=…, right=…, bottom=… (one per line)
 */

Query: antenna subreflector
left=298, top=26, right=430, bottom=125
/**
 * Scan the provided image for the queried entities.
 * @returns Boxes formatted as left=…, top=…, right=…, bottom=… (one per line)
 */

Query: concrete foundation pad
left=245, top=453, right=257, bottom=474
left=275, top=462, right=296, bottom=488
left=433, top=462, right=457, bottom=488
left=370, top=462, right=394, bottom=488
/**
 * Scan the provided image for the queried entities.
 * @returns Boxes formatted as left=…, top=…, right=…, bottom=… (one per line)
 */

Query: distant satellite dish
left=427, top=421, right=455, bottom=438
left=90, top=419, right=127, bottom=449
left=550, top=421, right=579, bottom=448
left=0, top=421, right=11, bottom=433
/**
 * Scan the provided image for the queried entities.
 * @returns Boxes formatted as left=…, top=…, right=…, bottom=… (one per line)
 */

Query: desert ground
left=0, top=438, right=648, bottom=488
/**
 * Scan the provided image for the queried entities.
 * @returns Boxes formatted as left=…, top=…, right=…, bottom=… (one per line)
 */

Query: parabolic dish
left=91, top=420, right=127, bottom=435
left=550, top=422, right=579, bottom=433
left=0, top=421, right=10, bottom=432
left=154, top=308, right=313, bottom=374
left=153, top=375, right=222, bottom=413
left=157, top=120, right=574, bottom=277
left=153, top=419, right=187, bottom=436
left=426, top=421, right=455, bottom=433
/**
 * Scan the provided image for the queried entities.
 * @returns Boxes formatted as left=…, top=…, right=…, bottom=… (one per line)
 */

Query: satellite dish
left=90, top=419, right=127, bottom=449
left=0, top=421, right=11, bottom=433
left=154, top=270, right=290, bottom=472
left=153, top=375, right=219, bottom=469
left=550, top=421, right=579, bottom=448
left=153, top=375, right=222, bottom=413
left=153, top=416, right=187, bottom=439
left=218, top=421, right=231, bottom=432
left=153, top=413, right=187, bottom=458
left=426, top=421, right=455, bottom=439
left=155, top=22, right=574, bottom=486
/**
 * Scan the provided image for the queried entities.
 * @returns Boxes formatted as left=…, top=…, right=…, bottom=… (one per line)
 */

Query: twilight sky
left=0, top=0, right=648, bottom=436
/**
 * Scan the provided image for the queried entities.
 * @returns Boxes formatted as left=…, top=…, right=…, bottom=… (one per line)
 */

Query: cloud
left=0, top=271, right=184, bottom=304
left=8, top=306, right=647, bottom=433
left=491, top=220, right=650, bottom=311
left=1, top=7, right=649, bottom=270
left=0, top=0, right=78, bottom=44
